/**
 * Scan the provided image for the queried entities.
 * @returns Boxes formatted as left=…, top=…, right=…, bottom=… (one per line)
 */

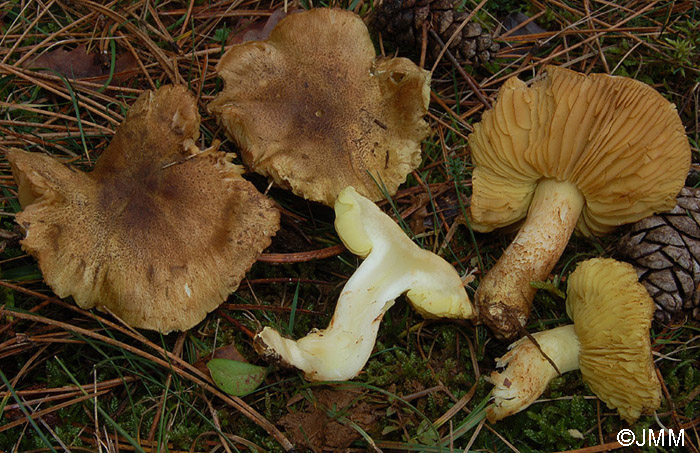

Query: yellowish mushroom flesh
left=486, top=325, right=580, bottom=423
left=256, top=186, right=474, bottom=381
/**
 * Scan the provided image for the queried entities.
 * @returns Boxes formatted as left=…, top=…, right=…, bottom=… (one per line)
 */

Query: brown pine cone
left=617, top=187, right=700, bottom=322
left=370, top=0, right=500, bottom=65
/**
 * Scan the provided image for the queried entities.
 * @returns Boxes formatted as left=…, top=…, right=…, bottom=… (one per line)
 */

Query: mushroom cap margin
left=209, top=8, right=431, bottom=206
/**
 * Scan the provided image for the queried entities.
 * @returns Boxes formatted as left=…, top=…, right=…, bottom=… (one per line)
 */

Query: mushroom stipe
left=469, top=66, right=691, bottom=340
left=254, top=186, right=474, bottom=381
left=486, top=258, right=661, bottom=424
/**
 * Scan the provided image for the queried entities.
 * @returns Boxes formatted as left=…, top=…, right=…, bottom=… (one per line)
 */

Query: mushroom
left=7, top=85, right=280, bottom=333
left=209, top=8, right=431, bottom=206
left=255, top=186, right=474, bottom=381
left=486, top=258, right=662, bottom=423
left=469, top=65, right=691, bottom=339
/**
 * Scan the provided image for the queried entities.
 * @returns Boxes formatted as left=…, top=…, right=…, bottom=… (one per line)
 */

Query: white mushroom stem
left=476, top=179, right=584, bottom=339
left=257, top=240, right=417, bottom=381
left=486, top=324, right=581, bottom=423
left=256, top=187, right=473, bottom=381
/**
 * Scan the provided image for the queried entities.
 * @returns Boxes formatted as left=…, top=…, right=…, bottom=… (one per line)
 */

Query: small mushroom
left=486, top=258, right=661, bottom=423
left=209, top=8, right=431, bottom=206
left=255, top=186, right=474, bottom=381
left=470, top=65, right=691, bottom=339
left=7, top=85, right=280, bottom=333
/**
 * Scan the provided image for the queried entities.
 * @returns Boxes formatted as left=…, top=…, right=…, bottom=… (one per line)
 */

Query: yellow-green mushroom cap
left=470, top=65, right=690, bottom=340
left=469, top=65, right=690, bottom=236
left=486, top=258, right=662, bottom=423
left=567, top=258, right=662, bottom=423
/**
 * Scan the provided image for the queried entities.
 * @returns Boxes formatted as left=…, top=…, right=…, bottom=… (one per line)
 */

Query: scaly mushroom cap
left=469, top=65, right=690, bottom=235
left=8, top=85, right=280, bottom=333
left=209, top=8, right=431, bottom=206
left=567, top=258, right=661, bottom=423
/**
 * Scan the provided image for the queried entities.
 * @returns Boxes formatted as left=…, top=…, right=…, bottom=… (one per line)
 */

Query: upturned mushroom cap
left=8, top=85, right=280, bottom=333
left=486, top=258, right=662, bottom=423
left=567, top=258, right=661, bottom=423
left=209, top=8, right=431, bottom=206
left=469, top=65, right=690, bottom=235
left=255, top=186, right=473, bottom=381
left=470, top=65, right=690, bottom=340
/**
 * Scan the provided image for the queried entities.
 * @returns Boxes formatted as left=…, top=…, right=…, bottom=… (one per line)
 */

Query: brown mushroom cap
left=567, top=258, right=661, bottom=423
left=469, top=65, right=690, bottom=236
left=209, top=8, right=431, bottom=206
left=8, top=85, right=280, bottom=333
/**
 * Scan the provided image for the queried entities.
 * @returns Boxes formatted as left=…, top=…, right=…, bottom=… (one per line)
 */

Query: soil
left=278, top=386, right=380, bottom=452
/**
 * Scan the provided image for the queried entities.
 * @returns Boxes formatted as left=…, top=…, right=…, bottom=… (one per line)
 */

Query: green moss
left=515, top=396, right=597, bottom=451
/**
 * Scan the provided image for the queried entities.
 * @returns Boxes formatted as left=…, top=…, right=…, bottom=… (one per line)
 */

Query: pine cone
left=618, top=187, right=700, bottom=322
left=370, top=0, right=500, bottom=65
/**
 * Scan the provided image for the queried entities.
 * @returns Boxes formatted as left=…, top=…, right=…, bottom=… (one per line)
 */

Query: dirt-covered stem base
left=486, top=324, right=581, bottom=422
left=476, top=179, right=584, bottom=339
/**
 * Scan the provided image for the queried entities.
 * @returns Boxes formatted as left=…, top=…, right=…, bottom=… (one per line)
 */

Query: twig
left=555, top=441, right=625, bottom=453
left=146, top=332, right=186, bottom=446
left=427, top=30, right=492, bottom=109
left=258, top=243, right=346, bottom=263
left=0, top=289, right=294, bottom=451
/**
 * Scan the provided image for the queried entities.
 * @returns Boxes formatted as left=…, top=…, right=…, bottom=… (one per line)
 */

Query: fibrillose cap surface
left=469, top=65, right=690, bottom=236
left=8, top=85, right=280, bottom=333
left=209, top=8, right=431, bottom=206
left=566, top=258, right=661, bottom=423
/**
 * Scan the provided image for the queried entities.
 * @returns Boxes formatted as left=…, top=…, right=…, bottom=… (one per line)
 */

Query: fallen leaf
left=211, top=343, right=248, bottom=362
left=207, top=358, right=266, bottom=397
left=193, top=342, right=248, bottom=375
left=229, top=9, right=299, bottom=45
left=23, top=44, right=138, bottom=83
left=278, top=387, right=380, bottom=451
left=502, top=12, right=547, bottom=37
left=500, top=12, right=549, bottom=56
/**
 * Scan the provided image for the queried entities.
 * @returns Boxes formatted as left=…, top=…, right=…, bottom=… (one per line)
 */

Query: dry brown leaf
left=193, top=342, right=249, bottom=376
left=229, top=9, right=299, bottom=45
left=278, top=387, right=379, bottom=452
left=23, top=44, right=138, bottom=83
